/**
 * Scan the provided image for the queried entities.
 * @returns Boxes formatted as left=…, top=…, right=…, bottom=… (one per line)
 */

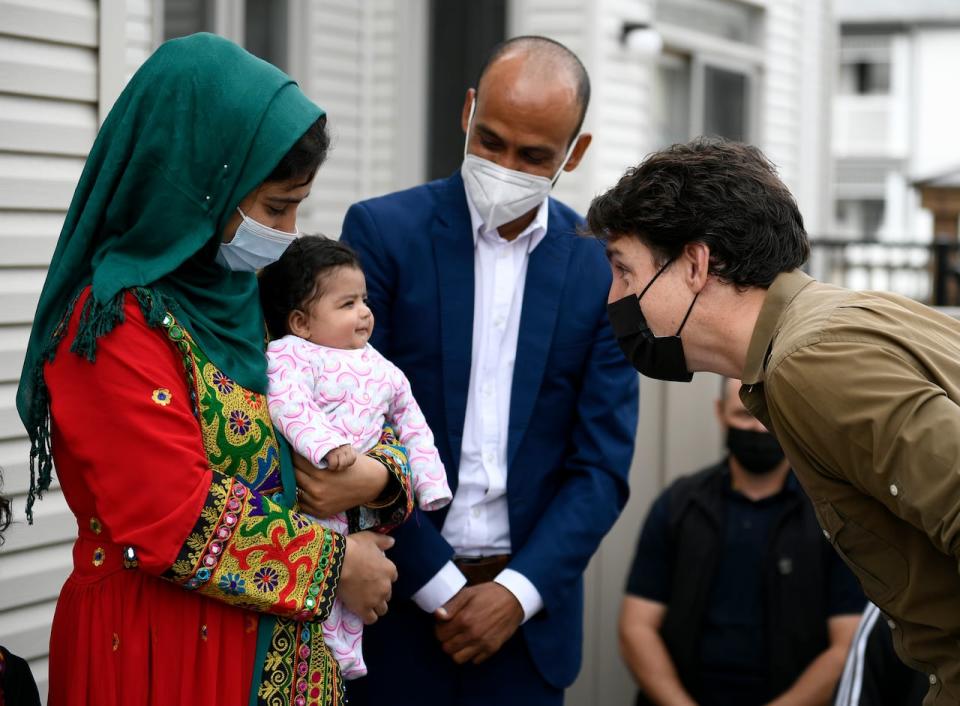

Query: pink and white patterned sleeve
left=266, top=337, right=350, bottom=468
left=386, top=365, right=452, bottom=511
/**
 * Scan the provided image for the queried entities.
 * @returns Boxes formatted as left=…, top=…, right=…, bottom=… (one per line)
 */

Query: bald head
left=476, top=36, right=590, bottom=136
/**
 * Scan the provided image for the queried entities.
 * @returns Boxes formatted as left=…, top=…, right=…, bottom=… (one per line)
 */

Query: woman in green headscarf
left=16, top=33, right=408, bottom=706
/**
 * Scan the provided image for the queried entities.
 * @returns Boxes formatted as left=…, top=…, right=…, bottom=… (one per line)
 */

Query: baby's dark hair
left=259, top=235, right=362, bottom=340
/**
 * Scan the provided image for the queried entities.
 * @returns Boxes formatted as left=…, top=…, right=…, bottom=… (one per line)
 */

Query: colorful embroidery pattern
left=366, top=425, right=415, bottom=532
left=162, top=315, right=283, bottom=493
left=256, top=621, right=342, bottom=706
left=151, top=388, right=172, bottom=406
left=161, top=459, right=344, bottom=622
left=156, top=313, right=348, bottom=705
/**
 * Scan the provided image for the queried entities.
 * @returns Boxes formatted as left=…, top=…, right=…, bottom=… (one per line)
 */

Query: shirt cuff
left=411, top=561, right=467, bottom=613
left=494, top=569, right=543, bottom=624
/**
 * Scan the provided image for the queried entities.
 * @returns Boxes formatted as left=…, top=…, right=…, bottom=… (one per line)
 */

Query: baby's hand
left=325, top=444, right=358, bottom=472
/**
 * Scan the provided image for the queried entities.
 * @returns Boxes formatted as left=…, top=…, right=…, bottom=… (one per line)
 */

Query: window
left=653, top=54, right=755, bottom=148
left=839, top=61, right=891, bottom=95
left=162, top=0, right=290, bottom=71
left=835, top=199, right=886, bottom=240
left=838, top=36, right=892, bottom=96
left=654, top=54, right=692, bottom=148
left=657, top=0, right=762, bottom=46
left=703, top=65, right=749, bottom=141
left=652, top=0, right=760, bottom=149
left=244, top=0, right=289, bottom=71
left=163, top=0, right=214, bottom=38
left=426, top=0, right=507, bottom=180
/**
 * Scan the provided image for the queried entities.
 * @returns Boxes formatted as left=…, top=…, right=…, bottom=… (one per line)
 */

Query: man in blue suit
left=341, top=36, right=639, bottom=705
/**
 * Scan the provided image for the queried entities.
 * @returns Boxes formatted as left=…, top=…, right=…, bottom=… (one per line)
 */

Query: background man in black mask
left=618, top=378, right=864, bottom=706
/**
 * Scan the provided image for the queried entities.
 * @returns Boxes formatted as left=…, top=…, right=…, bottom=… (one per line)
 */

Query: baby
left=258, top=235, right=452, bottom=679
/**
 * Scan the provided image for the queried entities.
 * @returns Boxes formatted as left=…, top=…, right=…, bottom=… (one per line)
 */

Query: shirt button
left=889, top=484, right=899, bottom=497
left=822, top=529, right=831, bottom=540
left=887, top=619, right=897, bottom=630
left=929, top=674, right=937, bottom=686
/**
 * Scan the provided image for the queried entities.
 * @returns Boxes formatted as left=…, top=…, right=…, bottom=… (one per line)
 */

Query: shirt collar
left=464, top=184, right=550, bottom=253
left=741, top=269, right=815, bottom=385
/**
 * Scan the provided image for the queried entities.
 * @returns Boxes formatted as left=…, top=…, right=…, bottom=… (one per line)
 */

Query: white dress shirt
left=410, top=188, right=548, bottom=623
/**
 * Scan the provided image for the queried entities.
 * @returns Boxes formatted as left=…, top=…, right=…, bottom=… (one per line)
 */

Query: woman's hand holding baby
left=294, top=451, right=389, bottom=518
left=339, top=531, right=397, bottom=624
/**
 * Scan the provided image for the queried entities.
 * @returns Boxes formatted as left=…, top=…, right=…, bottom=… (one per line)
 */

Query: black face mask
left=606, top=258, right=699, bottom=382
left=727, top=427, right=786, bottom=475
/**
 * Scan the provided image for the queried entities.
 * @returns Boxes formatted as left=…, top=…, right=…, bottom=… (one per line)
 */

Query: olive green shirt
left=740, top=269, right=960, bottom=706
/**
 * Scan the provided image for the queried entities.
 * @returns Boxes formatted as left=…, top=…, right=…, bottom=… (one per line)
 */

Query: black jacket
left=638, top=463, right=840, bottom=705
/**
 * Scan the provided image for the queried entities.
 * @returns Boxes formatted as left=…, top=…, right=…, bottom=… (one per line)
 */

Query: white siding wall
left=0, top=3, right=99, bottom=700
left=125, top=0, right=158, bottom=80
left=911, top=27, right=960, bottom=180
left=0, top=1, right=155, bottom=699
left=763, top=0, right=834, bottom=234
left=296, top=0, right=425, bottom=238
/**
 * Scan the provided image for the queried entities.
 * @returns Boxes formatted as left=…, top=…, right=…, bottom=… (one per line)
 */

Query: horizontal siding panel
left=127, top=0, right=152, bottom=16
left=0, top=0, right=98, bottom=48
left=308, top=31, right=362, bottom=56
left=0, top=600, right=58, bottom=660
left=0, top=438, right=38, bottom=495
left=0, top=269, right=45, bottom=325
left=0, top=326, right=31, bottom=382
left=0, top=153, right=85, bottom=210
left=0, top=94, right=96, bottom=157
left=0, top=35, right=97, bottom=102
left=0, top=212, right=63, bottom=266
left=0, top=2, right=104, bottom=699
left=0, top=544, right=72, bottom=611
left=312, top=5, right=361, bottom=34
left=0, top=488, right=74, bottom=553
left=0, top=382, right=25, bottom=437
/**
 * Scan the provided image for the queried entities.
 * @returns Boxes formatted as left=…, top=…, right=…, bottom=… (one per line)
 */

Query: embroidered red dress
left=43, top=291, right=409, bottom=706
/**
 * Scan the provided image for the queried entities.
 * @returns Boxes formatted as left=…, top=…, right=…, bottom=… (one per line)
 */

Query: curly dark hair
left=258, top=235, right=361, bottom=340
left=586, top=138, right=810, bottom=288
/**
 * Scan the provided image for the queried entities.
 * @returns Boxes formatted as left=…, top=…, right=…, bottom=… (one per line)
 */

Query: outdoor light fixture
left=620, top=21, right=664, bottom=57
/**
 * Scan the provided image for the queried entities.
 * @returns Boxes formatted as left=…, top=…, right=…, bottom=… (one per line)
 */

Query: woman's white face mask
left=459, top=98, right=579, bottom=231
left=216, top=207, right=298, bottom=272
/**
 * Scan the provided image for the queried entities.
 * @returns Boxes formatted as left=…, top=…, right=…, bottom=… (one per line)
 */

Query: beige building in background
left=0, top=1, right=833, bottom=702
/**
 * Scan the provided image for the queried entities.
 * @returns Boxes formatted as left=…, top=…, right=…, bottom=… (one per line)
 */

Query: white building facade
left=0, top=1, right=832, bottom=703
left=832, top=0, right=960, bottom=241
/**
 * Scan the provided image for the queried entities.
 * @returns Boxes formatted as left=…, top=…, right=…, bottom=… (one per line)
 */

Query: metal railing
left=807, top=238, right=960, bottom=306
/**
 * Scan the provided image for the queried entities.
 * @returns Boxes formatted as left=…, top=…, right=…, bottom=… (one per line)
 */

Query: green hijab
left=16, top=33, right=324, bottom=520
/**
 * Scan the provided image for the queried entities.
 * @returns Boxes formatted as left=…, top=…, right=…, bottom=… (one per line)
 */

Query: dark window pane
left=164, top=0, right=214, bottom=40
left=854, top=61, right=890, bottom=95
left=246, top=0, right=289, bottom=71
left=655, top=56, right=692, bottom=148
left=427, top=0, right=506, bottom=180
left=703, top=65, right=748, bottom=141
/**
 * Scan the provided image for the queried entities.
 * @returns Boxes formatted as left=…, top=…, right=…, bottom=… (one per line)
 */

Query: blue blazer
left=340, top=173, right=639, bottom=688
